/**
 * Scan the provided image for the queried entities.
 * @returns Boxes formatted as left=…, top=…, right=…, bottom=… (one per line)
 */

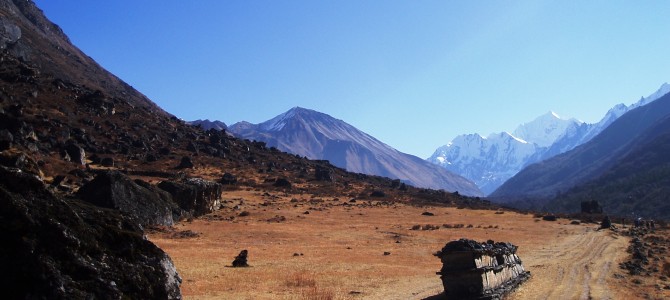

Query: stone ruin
left=435, top=239, right=530, bottom=299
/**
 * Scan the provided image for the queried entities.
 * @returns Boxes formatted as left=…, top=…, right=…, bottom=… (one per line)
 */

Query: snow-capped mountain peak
left=428, top=82, right=669, bottom=196
left=631, top=82, right=670, bottom=110
left=512, top=111, right=583, bottom=147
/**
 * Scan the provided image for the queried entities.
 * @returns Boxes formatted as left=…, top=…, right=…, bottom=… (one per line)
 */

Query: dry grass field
left=149, top=188, right=669, bottom=300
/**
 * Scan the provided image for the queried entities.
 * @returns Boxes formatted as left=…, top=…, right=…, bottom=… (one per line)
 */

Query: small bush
left=286, top=271, right=316, bottom=288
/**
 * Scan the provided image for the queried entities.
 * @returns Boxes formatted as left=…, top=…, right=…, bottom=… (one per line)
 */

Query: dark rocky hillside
left=0, top=1, right=494, bottom=297
left=546, top=114, right=670, bottom=219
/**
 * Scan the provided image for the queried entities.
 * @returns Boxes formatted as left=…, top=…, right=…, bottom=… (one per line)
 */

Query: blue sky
left=35, top=1, right=669, bottom=158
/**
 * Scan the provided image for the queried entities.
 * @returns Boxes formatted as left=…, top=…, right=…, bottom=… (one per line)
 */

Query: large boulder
left=158, top=178, right=222, bottom=216
left=64, top=142, right=86, bottom=165
left=0, top=166, right=182, bottom=299
left=0, top=17, right=21, bottom=50
left=77, top=171, right=181, bottom=226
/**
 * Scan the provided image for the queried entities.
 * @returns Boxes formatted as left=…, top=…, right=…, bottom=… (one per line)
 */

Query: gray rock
left=0, top=166, right=182, bottom=299
left=64, top=142, right=86, bottom=165
left=0, top=17, right=21, bottom=50
left=158, top=178, right=222, bottom=216
left=77, top=171, right=181, bottom=226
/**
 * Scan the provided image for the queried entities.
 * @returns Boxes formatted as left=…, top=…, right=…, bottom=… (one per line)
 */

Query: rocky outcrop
left=0, top=16, right=21, bottom=50
left=435, top=239, right=530, bottom=299
left=0, top=166, right=182, bottom=299
left=158, top=178, right=222, bottom=216
left=64, top=142, right=86, bottom=165
left=77, top=171, right=182, bottom=226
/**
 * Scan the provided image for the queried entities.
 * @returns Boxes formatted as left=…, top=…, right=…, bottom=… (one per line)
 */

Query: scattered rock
left=542, top=215, right=557, bottom=221
left=64, top=142, right=86, bottom=165
left=232, top=250, right=249, bottom=267
left=600, top=215, right=612, bottom=229
left=101, top=157, right=114, bottom=167
left=177, top=156, right=194, bottom=169
left=422, top=211, right=434, bottom=216
left=219, top=172, right=237, bottom=185
left=370, top=190, right=385, bottom=197
left=383, top=252, right=391, bottom=256
left=77, top=171, right=181, bottom=226
left=314, top=166, right=334, bottom=182
left=273, top=178, right=291, bottom=188
left=267, top=215, right=286, bottom=223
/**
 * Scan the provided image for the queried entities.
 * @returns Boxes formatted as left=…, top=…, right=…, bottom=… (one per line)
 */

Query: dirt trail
left=508, top=228, right=628, bottom=300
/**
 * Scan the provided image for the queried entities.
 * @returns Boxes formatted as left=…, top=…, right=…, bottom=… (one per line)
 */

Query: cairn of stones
left=435, top=239, right=530, bottom=299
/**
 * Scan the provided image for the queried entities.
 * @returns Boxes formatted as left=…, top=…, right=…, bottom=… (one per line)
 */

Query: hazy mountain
left=490, top=91, right=670, bottom=206
left=229, top=107, right=482, bottom=196
left=189, top=119, right=227, bottom=131
left=429, top=83, right=670, bottom=195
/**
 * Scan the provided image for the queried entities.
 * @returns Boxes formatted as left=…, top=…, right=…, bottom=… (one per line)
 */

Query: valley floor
left=149, top=189, right=665, bottom=299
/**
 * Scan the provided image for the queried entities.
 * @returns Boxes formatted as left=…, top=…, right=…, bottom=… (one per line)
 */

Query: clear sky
left=34, top=1, right=669, bottom=158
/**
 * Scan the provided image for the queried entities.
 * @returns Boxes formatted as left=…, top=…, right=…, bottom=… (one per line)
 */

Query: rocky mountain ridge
left=229, top=107, right=482, bottom=196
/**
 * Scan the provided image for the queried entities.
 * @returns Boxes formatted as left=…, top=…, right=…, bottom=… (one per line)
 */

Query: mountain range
left=491, top=90, right=670, bottom=217
left=428, top=83, right=670, bottom=195
left=228, top=107, right=482, bottom=196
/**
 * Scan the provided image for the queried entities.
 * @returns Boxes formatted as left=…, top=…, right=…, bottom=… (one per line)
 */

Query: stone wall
left=435, top=239, right=530, bottom=299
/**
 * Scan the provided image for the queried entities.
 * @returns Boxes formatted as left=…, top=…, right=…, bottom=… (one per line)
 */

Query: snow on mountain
left=548, top=82, right=670, bottom=157
left=428, top=82, right=670, bottom=195
left=512, top=111, right=583, bottom=147
left=428, top=132, right=540, bottom=194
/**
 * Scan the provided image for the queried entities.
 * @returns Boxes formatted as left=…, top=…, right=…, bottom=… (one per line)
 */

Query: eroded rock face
left=435, top=239, right=530, bottom=299
left=0, top=17, right=21, bottom=50
left=77, top=170, right=182, bottom=226
left=0, top=166, right=182, bottom=299
left=158, top=178, right=222, bottom=216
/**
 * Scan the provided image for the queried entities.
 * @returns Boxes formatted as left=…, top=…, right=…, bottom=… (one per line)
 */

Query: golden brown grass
left=149, top=187, right=657, bottom=299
